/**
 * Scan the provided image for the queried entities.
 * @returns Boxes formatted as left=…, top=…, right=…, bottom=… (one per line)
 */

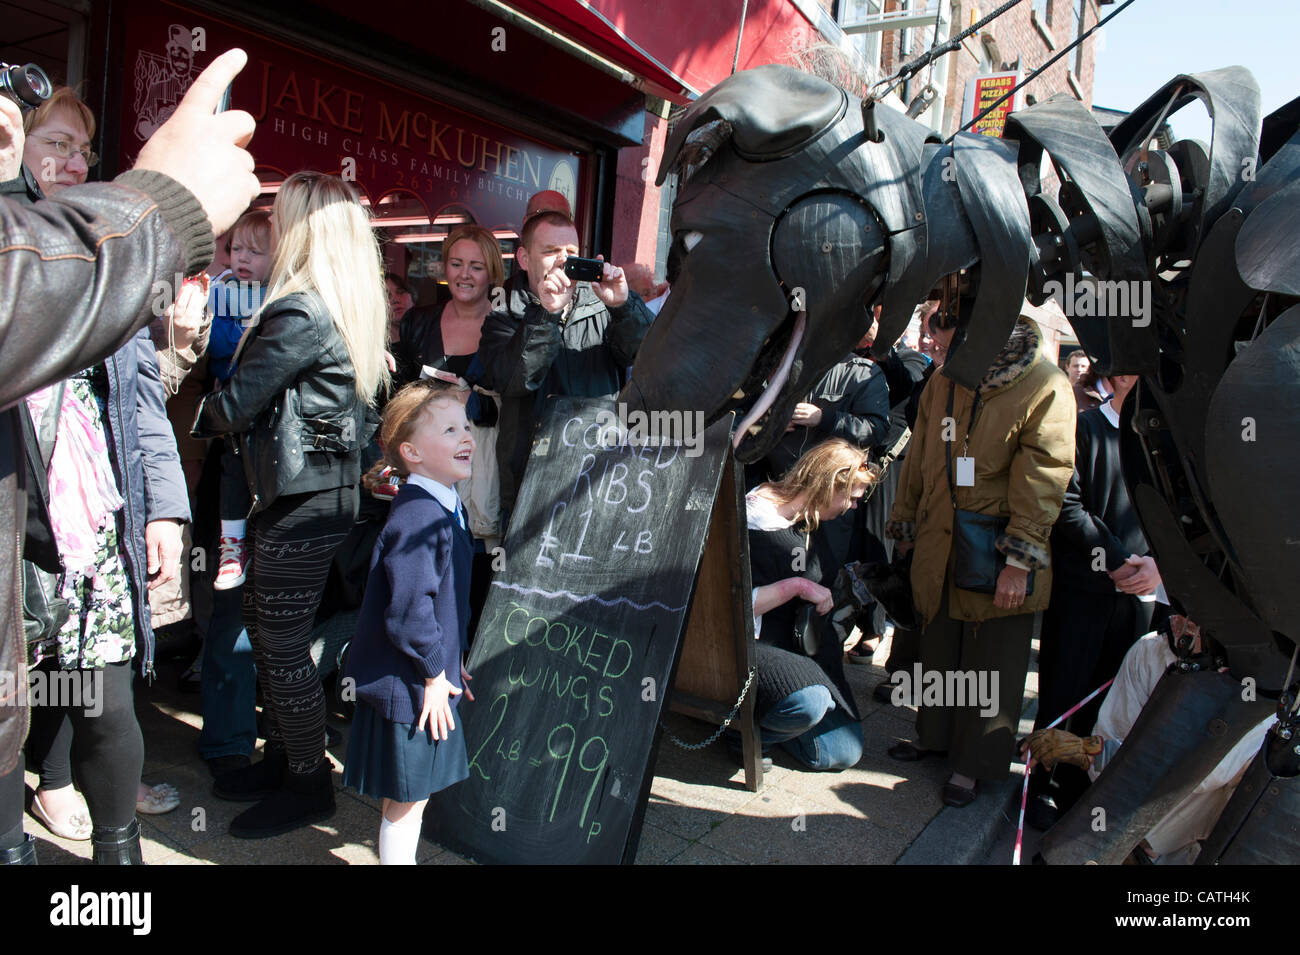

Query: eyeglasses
left=32, top=135, right=98, bottom=167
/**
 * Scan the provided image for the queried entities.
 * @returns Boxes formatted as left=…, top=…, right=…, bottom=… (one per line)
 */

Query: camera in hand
left=0, top=62, right=52, bottom=112
left=563, top=256, right=604, bottom=283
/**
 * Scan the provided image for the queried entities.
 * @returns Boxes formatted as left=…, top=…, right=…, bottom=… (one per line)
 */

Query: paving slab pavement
left=21, top=629, right=1039, bottom=864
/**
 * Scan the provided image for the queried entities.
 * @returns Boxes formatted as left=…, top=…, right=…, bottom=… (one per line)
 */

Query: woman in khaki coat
left=886, top=305, right=1075, bottom=806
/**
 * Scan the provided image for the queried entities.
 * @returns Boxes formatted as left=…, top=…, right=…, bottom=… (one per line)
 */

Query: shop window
left=1072, top=0, right=1088, bottom=75
left=838, top=0, right=883, bottom=73
left=1, top=0, right=87, bottom=91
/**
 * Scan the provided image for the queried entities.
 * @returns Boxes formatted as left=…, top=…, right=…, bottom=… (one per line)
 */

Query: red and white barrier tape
left=1013, top=678, right=1114, bottom=866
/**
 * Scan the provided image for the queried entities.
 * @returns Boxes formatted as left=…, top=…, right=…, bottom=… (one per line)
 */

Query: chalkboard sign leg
left=740, top=693, right=764, bottom=793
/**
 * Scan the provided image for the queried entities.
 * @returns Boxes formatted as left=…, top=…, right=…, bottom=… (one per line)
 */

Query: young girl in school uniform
left=343, top=380, right=476, bottom=864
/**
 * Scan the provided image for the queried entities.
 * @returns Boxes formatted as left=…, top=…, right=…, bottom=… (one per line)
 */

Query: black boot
left=92, top=818, right=144, bottom=865
left=213, top=742, right=287, bottom=801
left=1, top=833, right=37, bottom=865
left=229, top=761, right=335, bottom=839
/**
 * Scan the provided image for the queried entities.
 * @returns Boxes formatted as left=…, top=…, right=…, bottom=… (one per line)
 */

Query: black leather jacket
left=478, top=273, right=653, bottom=512
left=763, top=353, right=891, bottom=478
left=194, top=291, right=371, bottom=512
left=0, top=170, right=213, bottom=776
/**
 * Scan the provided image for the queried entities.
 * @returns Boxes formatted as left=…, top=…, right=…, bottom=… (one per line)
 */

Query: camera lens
left=2, top=63, right=52, bottom=110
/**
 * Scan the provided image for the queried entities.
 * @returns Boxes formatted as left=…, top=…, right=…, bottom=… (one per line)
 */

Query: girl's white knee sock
left=378, top=813, right=423, bottom=865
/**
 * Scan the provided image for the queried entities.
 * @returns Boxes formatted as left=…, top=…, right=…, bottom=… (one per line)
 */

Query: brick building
left=836, top=0, right=1115, bottom=357
left=841, top=0, right=1112, bottom=138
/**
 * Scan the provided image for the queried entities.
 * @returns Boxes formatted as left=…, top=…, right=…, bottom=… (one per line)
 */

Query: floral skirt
left=28, top=375, right=135, bottom=671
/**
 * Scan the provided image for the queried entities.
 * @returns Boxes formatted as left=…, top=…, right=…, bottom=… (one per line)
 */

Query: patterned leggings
left=243, top=486, right=357, bottom=775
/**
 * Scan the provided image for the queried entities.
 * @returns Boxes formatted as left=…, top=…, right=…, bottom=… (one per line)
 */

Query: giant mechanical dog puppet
left=619, top=64, right=1300, bottom=864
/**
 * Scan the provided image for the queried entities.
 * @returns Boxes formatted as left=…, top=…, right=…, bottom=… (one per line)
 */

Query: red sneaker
left=214, top=536, right=248, bottom=590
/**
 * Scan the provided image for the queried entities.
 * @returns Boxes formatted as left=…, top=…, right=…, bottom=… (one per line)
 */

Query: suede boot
left=92, top=818, right=144, bottom=865
left=213, top=742, right=287, bottom=802
left=1, top=833, right=37, bottom=865
left=228, top=761, right=335, bottom=839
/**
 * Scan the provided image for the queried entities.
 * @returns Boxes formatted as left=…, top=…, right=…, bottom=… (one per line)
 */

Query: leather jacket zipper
left=9, top=529, right=30, bottom=738
left=107, top=361, right=152, bottom=681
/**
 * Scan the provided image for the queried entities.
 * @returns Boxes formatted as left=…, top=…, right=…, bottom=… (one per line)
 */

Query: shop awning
left=483, top=0, right=700, bottom=104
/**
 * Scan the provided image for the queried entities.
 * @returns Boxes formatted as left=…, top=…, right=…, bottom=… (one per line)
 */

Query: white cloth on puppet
left=1088, top=632, right=1273, bottom=861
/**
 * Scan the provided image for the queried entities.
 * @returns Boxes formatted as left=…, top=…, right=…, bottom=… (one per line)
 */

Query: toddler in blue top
left=208, top=209, right=270, bottom=591
left=343, top=379, right=476, bottom=864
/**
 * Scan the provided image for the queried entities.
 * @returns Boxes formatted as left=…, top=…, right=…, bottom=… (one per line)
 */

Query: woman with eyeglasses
left=745, top=439, right=878, bottom=771
left=196, top=171, right=390, bottom=837
left=17, top=87, right=191, bottom=862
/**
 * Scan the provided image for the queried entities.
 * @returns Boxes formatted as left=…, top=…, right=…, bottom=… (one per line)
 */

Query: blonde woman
left=747, top=439, right=878, bottom=770
left=402, top=223, right=504, bottom=374
left=195, top=171, right=389, bottom=838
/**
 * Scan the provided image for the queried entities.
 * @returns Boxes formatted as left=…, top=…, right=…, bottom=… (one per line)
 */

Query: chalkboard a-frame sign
left=426, top=397, right=733, bottom=864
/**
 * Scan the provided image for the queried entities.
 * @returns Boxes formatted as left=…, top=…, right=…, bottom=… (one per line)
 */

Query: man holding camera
left=0, top=49, right=260, bottom=864
left=478, top=200, right=654, bottom=524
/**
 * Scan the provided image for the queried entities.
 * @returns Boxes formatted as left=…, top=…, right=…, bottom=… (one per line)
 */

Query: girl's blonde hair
left=263, top=171, right=390, bottom=404
left=443, top=223, right=505, bottom=290
left=768, top=438, right=879, bottom=532
left=379, top=379, right=463, bottom=475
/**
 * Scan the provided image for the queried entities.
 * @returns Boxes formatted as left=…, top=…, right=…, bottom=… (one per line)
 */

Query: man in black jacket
left=761, top=349, right=890, bottom=480
left=846, top=308, right=928, bottom=671
left=478, top=210, right=654, bottom=525
left=0, top=49, right=259, bottom=864
left=1029, top=372, right=1163, bottom=827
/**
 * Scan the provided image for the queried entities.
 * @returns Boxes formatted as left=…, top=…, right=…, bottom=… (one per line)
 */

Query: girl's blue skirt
left=343, top=702, right=469, bottom=802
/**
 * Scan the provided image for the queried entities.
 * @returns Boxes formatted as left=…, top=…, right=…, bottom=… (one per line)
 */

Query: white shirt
left=644, top=288, right=671, bottom=316
left=405, top=473, right=465, bottom=529
left=745, top=488, right=799, bottom=637
left=1099, top=396, right=1120, bottom=430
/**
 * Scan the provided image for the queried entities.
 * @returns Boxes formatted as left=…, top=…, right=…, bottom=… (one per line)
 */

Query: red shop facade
left=8, top=0, right=846, bottom=291
left=11, top=0, right=675, bottom=299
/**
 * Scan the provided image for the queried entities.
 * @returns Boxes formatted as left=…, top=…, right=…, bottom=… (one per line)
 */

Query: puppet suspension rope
left=869, top=0, right=1025, bottom=107
left=1013, top=677, right=1115, bottom=866
left=948, top=0, right=1138, bottom=144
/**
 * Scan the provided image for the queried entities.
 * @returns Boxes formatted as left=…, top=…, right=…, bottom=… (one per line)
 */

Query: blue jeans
left=199, top=586, right=258, bottom=759
left=760, top=685, right=864, bottom=771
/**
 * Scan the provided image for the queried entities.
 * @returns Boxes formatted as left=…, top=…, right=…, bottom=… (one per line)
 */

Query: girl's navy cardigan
left=345, top=482, right=473, bottom=724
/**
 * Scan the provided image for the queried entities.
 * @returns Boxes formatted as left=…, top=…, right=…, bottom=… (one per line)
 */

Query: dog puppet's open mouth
left=727, top=310, right=807, bottom=459
left=623, top=300, right=810, bottom=465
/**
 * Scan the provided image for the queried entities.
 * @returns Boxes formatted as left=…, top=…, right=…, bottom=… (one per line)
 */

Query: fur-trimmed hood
left=979, top=317, right=1041, bottom=395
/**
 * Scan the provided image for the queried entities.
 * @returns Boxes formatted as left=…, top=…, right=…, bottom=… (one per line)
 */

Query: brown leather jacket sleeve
left=0, top=171, right=211, bottom=777
left=0, top=171, right=213, bottom=412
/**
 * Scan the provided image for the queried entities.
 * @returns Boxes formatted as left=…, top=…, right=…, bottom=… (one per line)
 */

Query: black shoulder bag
left=22, top=383, right=70, bottom=645
left=945, top=381, right=1034, bottom=596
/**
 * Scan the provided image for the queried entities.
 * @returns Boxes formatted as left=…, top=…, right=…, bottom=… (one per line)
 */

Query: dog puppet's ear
left=657, top=64, right=847, bottom=186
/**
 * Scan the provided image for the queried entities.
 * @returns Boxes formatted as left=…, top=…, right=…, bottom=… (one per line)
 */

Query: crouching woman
left=746, top=439, right=878, bottom=771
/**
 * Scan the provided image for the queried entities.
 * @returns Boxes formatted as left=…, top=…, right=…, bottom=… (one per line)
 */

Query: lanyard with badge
left=945, top=379, right=980, bottom=489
